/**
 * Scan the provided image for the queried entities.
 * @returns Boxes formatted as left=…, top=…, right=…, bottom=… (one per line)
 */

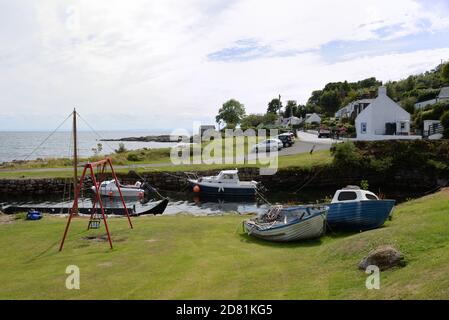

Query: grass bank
left=1, top=188, right=449, bottom=299
left=0, top=150, right=332, bottom=179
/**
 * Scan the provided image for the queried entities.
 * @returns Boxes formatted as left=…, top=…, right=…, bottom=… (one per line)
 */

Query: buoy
left=193, top=185, right=201, bottom=193
left=108, top=191, right=113, bottom=197
left=138, top=191, right=144, bottom=198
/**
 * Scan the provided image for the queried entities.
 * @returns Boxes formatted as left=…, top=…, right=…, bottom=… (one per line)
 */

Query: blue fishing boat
left=327, top=186, right=395, bottom=231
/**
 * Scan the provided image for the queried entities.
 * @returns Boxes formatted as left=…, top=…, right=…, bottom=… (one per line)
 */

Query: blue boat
left=327, top=186, right=395, bottom=231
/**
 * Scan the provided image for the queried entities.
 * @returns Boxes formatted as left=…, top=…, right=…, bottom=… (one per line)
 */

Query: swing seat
left=88, top=219, right=101, bottom=229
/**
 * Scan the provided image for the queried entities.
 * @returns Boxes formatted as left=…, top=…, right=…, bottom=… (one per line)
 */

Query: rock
left=359, top=245, right=405, bottom=271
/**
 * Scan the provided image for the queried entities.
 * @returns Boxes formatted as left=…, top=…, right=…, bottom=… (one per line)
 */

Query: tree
left=240, top=114, right=266, bottom=130
left=267, top=98, right=283, bottom=114
left=400, top=97, right=417, bottom=115
left=320, top=89, right=341, bottom=115
left=442, top=62, right=449, bottom=84
left=263, top=112, right=278, bottom=125
left=307, top=90, right=322, bottom=106
left=284, top=100, right=298, bottom=118
left=215, top=99, right=246, bottom=129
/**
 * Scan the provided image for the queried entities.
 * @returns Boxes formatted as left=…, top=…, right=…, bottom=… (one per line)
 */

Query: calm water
left=0, top=188, right=418, bottom=216
left=0, top=131, right=177, bottom=163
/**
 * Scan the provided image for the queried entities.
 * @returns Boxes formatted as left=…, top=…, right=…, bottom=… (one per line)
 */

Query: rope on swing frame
left=23, top=112, right=73, bottom=161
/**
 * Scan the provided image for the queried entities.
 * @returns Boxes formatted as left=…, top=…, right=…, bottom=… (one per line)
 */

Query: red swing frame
left=59, top=157, right=133, bottom=251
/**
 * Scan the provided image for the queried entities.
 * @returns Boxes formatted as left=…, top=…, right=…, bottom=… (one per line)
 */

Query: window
left=361, top=122, right=367, bottom=134
left=338, top=192, right=358, bottom=201
left=366, top=194, right=378, bottom=200
left=400, top=122, right=406, bottom=130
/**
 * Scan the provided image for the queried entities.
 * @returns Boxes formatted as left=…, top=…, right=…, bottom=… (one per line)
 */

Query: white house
left=335, top=99, right=374, bottom=119
left=355, top=87, right=421, bottom=141
left=304, top=113, right=321, bottom=125
left=415, top=87, right=449, bottom=109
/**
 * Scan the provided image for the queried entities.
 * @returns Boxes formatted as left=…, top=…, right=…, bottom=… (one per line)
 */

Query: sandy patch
left=0, top=213, right=14, bottom=225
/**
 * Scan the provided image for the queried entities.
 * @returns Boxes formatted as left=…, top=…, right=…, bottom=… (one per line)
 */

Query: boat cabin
left=198, top=170, right=241, bottom=184
left=331, top=186, right=379, bottom=204
left=216, top=170, right=240, bottom=182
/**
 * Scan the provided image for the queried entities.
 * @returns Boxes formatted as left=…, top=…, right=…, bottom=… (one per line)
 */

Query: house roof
left=356, top=87, right=410, bottom=121
left=336, top=99, right=374, bottom=113
left=439, top=87, right=449, bottom=99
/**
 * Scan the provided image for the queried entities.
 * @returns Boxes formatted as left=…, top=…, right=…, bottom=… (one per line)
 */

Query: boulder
left=359, top=245, right=405, bottom=271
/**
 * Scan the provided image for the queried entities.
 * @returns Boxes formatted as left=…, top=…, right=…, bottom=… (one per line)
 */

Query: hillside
left=308, top=63, right=448, bottom=116
left=1, top=188, right=449, bottom=299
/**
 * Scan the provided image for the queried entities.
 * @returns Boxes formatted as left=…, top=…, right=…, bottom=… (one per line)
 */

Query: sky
left=1, top=0, right=449, bottom=132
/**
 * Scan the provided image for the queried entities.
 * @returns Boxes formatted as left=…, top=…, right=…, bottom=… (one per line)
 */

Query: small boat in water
left=188, top=170, right=258, bottom=196
left=2, top=198, right=169, bottom=216
left=91, top=180, right=153, bottom=198
left=327, top=186, right=395, bottom=231
left=243, top=205, right=328, bottom=242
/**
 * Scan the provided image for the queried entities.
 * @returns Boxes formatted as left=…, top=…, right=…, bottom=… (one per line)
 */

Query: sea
left=0, top=131, right=178, bottom=163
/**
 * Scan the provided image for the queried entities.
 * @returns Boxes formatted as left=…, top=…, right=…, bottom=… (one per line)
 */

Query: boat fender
left=108, top=191, right=113, bottom=197
left=193, top=185, right=201, bottom=193
left=26, top=210, right=42, bottom=221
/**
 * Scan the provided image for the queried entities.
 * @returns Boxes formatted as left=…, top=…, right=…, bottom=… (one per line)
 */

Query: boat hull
left=244, top=209, right=327, bottom=242
left=327, top=200, right=395, bottom=231
left=91, top=186, right=144, bottom=198
left=2, top=198, right=169, bottom=216
left=189, top=181, right=256, bottom=196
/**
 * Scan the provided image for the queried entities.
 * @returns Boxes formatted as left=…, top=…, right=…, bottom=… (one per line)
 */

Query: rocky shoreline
left=100, top=135, right=187, bottom=143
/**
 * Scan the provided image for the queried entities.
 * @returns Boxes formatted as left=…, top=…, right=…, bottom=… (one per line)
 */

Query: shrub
left=331, top=141, right=361, bottom=168
left=440, top=111, right=449, bottom=139
left=126, top=152, right=143, bottom=162
left=115, top=143, right=127, bottom=154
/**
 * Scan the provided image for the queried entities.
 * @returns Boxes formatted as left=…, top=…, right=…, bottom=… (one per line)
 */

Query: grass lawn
left=1, top=188, right=449, bottom=299
left=0, top=150, right=332, bottom=179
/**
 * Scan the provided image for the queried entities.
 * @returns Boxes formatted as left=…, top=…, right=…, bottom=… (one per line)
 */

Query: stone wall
left=0, top=166, right=442, bottom=196
left=0, top=178, right=68, bottom=195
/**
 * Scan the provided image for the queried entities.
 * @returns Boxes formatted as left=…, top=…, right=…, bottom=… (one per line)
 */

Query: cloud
left=0, top=0, right=449, bottom=130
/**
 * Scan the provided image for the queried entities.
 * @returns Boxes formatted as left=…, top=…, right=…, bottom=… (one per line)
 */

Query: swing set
left=59, top=157, right=133, bottom=251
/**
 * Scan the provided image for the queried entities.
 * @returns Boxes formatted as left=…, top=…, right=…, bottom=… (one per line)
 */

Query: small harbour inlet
left=0, top=187, right=428, bottom=217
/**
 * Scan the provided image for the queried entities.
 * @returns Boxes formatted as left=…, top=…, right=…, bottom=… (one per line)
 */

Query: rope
left=255, top=187, right=272, bottom=206
left=75, top=112, right=117, bottom=154
left=294, top=166, right=326, bottom=193
left=23, top=112, right=72, bottom=161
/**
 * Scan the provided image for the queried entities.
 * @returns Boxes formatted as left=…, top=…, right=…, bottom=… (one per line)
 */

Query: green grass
left=0, top=150, right=332, bottom=178
left=1, top=188, right=449, bottom=299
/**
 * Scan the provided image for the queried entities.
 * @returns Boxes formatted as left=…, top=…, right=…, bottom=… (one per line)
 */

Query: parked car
left=276, top=134, right=294, bottom=147
left=318, top=128, right=331, bottom=138
left=252, top=139, right=283, bottom=153
left=281, top=132, right=296, bottom=140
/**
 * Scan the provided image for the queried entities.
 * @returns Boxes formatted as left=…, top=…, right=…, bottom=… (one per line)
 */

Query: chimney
left=378, top=86, right=387, bottom=97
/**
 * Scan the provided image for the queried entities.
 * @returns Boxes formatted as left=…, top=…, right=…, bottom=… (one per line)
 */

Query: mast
left=73, top=108, right=78, bottom=211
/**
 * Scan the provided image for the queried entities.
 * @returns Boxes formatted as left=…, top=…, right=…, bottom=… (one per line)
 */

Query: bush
left=115, top=143, right=127, bottom=154
left=331, top=141, right=361, bottom=168
left=440, top=111, right=449, bottom=139
left=126, top=152, right=144, bottom=162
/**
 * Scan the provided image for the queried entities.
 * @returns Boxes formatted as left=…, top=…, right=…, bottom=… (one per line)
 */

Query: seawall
left=0, top=166, right=443, bottom=196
